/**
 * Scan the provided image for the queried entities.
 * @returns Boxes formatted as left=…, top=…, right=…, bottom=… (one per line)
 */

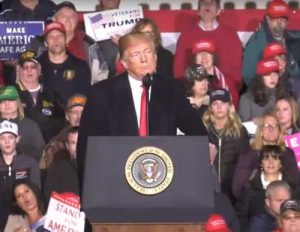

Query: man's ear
left=121, top=59, right=128, bottom=70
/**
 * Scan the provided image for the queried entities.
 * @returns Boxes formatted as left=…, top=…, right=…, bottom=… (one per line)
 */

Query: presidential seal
left=125, top=146, right=174, bottom=195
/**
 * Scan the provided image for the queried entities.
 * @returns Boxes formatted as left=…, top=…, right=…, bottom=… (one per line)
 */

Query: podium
left=81, top=136, right=214, bottom=230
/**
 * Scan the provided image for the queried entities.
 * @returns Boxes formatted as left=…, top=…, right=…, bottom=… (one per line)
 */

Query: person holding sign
left=0, top=121, right=41, bottom=231
left=27, top=1, right=108, bottom=85
left=0, top=0, right=57, bottom=85
left=96, top=0, right=122, bottom=79
left=0, top=0, right=56, bottom=22
left=96, top=0, right=121, bottom=11
left=4, top=180, right=48, bottom=232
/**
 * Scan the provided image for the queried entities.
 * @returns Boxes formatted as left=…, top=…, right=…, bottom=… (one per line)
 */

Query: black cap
left=18, top=50, right=39, bottom=66
left=210, top=88, right=231, bottom=104
left=280, top=199, right=300, bottom=215
left=185, top=64, right=212, bottom=81
left=55, top=1, right=76, bottom=12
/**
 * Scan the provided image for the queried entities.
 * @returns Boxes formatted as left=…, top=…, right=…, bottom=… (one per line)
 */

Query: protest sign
left=0, top=21, right=44, bottom=60
left=84, top=6, right=143, bottom=41
left=45, top=192, right=85, bottom=232
left=285, top=132, right=300, bottom=170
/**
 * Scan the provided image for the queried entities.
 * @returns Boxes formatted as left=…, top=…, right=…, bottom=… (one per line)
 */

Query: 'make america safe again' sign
left=0, top=21, right=44, bottom=60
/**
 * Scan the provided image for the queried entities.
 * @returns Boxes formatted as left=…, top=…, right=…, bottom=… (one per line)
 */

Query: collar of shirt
left=261, top=172, right=282, bottom=189
left=198, top=19, right=219, bottom=31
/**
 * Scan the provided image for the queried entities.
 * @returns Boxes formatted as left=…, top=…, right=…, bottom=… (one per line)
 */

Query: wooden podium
left=92, top=223, right=205, bottom=232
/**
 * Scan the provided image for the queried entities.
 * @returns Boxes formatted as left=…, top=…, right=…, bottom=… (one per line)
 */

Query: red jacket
left=173, top=21, right=242, bottom=108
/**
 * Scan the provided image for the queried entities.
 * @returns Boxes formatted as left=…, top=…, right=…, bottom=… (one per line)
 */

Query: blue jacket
left=242, top=18, right=300, bottom=86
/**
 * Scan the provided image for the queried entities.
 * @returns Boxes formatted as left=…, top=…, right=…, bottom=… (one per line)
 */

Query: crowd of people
left=1, top=0, right=300, bottom=231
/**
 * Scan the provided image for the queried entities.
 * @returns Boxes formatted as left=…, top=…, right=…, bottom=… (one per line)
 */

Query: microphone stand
left=142, top=73, right=153, bottom=136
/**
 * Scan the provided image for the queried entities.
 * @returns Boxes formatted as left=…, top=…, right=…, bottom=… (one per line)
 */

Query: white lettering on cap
left=0, top=120, right=18, bottom=135
left=264, top=61, right=277, bottom=67
left=211, top=89, right=225, bottom=97
left=273, top=6, right=288, bottom=12
left=196, top=42, right=211, bottom=49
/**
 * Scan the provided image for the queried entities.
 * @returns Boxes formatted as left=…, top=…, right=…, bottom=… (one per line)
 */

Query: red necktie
left=139, top=86, right=147, bottom=136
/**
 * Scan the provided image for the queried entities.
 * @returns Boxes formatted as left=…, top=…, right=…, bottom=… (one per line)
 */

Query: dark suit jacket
left=77, top=72, right=207, bottom=188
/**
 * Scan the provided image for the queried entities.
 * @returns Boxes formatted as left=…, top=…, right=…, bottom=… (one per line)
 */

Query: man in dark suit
left=77, top=32, right=207, bottom=188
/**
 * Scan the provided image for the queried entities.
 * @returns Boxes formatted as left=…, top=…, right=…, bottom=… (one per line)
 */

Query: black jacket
left=156, top=45, right=174, bottom=79
left=207, top=125, right=250, bottom=202
left=0, top=0, right=55, bottom=22
left=15, top=83, right=65, bottom=142
left=43, top=149, right=79, bottom=204
left=0, top=152, right=40, bottom=230
left=232, top=147, right=299, bottom=199
left=235, top=172, right=292, bottom=232
left=38, top=51, right=91, bottom=109
left=77, top=72, right=208, bottom=190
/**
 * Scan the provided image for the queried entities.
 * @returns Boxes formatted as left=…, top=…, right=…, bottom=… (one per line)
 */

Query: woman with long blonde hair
left=203, top=88, right=250, bottom=203
left=232, top=111, right=298, bottom=198
left=275, top=95, right=300, bottom=135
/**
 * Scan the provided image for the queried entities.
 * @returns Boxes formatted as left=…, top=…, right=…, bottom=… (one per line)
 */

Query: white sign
left=84, top=7, right=144, bottom=42
left=45, top=192, right=85, bottom=232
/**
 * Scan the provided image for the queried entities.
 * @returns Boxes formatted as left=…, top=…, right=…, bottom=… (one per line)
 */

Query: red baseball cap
left=267, top=0, right=290, bottom=18
left=44, top=22, right=66, bottom=36
left=263, top=42, right=287, bottom=59
left=205, top=214, right=231, bottom=232
left=192, top=39, right=216, bottom=55
left=256, top=58, right=280, bottom=76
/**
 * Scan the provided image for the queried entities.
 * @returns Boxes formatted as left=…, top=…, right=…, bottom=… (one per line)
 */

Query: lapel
left=111, top=73, right=139, bottom=135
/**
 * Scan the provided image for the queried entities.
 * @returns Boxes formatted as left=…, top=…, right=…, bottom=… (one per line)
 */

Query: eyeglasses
left=262, top=124, right=279, bottom=130
left=262, top=154, right=280, bottom=160
left=22, top=65, right=38, bottom=71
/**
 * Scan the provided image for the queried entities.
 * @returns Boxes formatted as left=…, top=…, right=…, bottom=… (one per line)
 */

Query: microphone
left=142, top=73, right=153, bottom=136
left=142, top=73, right=153, bottom=90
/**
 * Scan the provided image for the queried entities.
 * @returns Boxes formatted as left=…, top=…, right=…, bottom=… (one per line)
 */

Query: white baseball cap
left=0, top=120, right=18, bottom=136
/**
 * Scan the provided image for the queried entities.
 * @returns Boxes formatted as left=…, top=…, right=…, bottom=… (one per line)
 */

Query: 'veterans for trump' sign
left=84, top=6, right=143, bottom=42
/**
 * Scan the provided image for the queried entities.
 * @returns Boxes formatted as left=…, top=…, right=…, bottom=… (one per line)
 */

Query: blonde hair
left=202, top=102, right=243, bottom=138
left=251, top=111, right=286, bottom=151
left=275, top=95, right=300, bottom=134
left=0, top=98, right=24, bottom=120
left=119, top=32, right=156, bottom=60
